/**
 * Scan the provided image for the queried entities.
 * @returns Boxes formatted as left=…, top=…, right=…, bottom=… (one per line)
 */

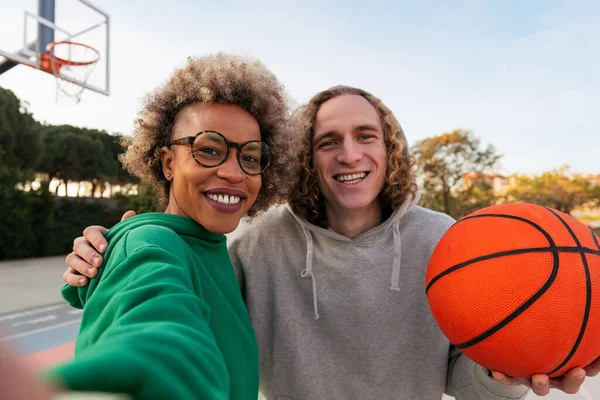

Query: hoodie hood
left=62, top=213, right=224, bottom=309
left=104, top=213, right=225, bottom=245
left=286, top=188, right=421, bottom=243
left=284, top=187, right=421, bottom=319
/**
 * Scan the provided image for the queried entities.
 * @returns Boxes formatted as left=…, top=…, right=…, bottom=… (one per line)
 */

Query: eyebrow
left=313, top=130, right=340, bottom=144
left=244, top=143, right=261, bottom=151
left=354, top=124, right=381, bottom=132
left=313, top=123, right=381, bottom=143
left=204, top=133, right=223, bottom=143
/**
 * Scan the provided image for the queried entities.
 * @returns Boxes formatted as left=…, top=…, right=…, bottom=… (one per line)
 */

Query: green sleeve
left=49, top=227, right=230, bottom=400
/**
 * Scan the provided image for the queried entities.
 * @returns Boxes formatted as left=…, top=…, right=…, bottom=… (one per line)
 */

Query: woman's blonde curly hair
left=119, top=53, right=294, bottom=218
left=288, top=85, right=418, bottom=226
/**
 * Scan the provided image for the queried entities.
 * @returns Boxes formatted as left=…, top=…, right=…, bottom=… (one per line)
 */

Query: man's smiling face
left=312, top=94, right=387, bottom=215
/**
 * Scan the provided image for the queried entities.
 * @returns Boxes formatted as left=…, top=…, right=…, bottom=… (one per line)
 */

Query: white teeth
left=336, top=172, right=367, bottom=182
left=206, top=193, right=241, bottom=205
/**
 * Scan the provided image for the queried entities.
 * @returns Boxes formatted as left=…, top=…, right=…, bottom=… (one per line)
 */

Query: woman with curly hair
left=35, top=52, right=292, bottom=399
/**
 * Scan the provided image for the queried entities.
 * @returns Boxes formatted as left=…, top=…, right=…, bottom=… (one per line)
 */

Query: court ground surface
left=0, top=256, right=596, bottom=399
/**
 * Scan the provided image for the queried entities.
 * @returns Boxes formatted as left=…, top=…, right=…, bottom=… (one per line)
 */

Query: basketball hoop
left=40, top=41, right=100, bottom=104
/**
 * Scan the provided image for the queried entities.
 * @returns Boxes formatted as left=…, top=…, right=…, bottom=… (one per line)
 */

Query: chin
left=200, top=216, right=242, bottom=234
left=333, top=195, right=379, bottom=211
left=342, top=202, right=376, bottom=211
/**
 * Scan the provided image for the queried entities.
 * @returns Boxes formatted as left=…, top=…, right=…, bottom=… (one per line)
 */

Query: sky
left=0, top=0, right=598, bottom=176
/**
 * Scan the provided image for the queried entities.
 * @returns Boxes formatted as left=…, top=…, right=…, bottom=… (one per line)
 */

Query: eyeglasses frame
left=167, top=130, right=270, bottom=176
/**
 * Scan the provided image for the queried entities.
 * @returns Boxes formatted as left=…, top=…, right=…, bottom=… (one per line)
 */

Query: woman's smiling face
left=161, top=103, right=262, bottom=233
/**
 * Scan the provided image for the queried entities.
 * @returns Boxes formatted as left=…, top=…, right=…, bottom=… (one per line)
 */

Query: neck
left=164, top=194, right=186, bottom=217
left=325, top=201, right=382, bottom=239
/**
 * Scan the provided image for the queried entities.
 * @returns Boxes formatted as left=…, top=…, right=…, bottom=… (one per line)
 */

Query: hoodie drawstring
left=299, top=224, right=320, bottom=320
left=391, top=222, right=401, bottom=291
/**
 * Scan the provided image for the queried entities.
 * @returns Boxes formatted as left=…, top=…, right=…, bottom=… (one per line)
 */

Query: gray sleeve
left=446, top=348, right=530, bottom=400
left=226, top=222, right=249, bottom=296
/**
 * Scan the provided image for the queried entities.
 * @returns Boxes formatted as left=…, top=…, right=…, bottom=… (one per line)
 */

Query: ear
left=160, top=146, right=175, bottom=181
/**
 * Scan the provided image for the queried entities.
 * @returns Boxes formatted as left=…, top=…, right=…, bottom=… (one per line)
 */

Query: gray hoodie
left=228, top=192, right=529, bottom=400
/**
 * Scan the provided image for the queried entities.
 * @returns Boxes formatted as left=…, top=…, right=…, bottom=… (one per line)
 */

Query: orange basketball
left=426, top=203, right=600, bottom=378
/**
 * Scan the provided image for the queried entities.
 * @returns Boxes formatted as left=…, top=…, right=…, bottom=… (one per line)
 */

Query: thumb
left=121, top=210, right=137, bottom=222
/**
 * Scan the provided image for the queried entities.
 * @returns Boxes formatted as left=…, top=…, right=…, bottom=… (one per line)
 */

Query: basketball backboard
left=0, top=0, right=110, bottom=102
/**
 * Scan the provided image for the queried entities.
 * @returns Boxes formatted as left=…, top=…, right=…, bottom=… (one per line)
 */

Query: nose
left=336, top=139, right=362, bottom=165
left=216, top=150, right=245, bottom=183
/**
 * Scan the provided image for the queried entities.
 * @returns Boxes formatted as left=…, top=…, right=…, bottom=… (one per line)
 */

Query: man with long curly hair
left=64, top=85, right=597, bottom=399
left=226, top=86, right=531, bottom=400
left=226, top=86, right=594, bottom=399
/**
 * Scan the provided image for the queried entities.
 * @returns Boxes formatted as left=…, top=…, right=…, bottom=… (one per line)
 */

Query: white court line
left=12, top=315, right=58, bottom=327
left=0, top=319, right=81, bottom=342
left=0, top=304, right=67, bottom=322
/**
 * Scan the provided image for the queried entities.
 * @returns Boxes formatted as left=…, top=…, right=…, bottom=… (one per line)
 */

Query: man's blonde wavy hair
left=288, top=85, right=418, bottom=226
left=119, top=53, right=294, bottom=218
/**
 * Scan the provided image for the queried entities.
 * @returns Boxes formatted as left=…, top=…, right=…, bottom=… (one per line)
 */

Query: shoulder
left=106, top=223, right=194, bottom=268
left=124, top=224, right=187, bottom=253
left=227, top=205, right=297, bottom=248
left=408, top=206, right=455, bottom=229
left=226, top=205, right=304, bottom=266
left=69, top=224, right=194, bottom=307
left=103, top=224, right=199, bottom=287
left=403, top=206, right=456, bottom=242
left=236, top=205, right=293, bottom=232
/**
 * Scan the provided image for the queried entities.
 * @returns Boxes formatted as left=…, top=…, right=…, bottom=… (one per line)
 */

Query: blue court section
left=0, top=302, right=81, bottom=356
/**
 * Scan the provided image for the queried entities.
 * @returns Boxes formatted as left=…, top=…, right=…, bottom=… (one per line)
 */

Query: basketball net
left=42, top=41, right=100, bottom=105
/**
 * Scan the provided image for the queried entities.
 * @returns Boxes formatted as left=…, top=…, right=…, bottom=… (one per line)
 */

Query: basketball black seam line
left=454, top=246, right=558, bottom=349
left=583, top=248, right=600, bottom=257
left=543, top=207, right=592, bottom=376
left=592, top=229, right=600, bottom=251
left=427, top=245, right=600, bottom=294
left=427, top=213, right=560, bottom=350
left=426, top=247, right=551, bottom=294
left=567, top=247, right=600, bottom=255
left=427, top=213, right=556, bottom=294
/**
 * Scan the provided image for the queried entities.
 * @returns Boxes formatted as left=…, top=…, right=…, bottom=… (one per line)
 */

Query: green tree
left=0, top=87, right=135, bottom=259
left=93, top=131, right=134, bottom=196
left=38, top=125, right=116, bottom=195
left=454, top=176, right=498, bottom=219
left=507, top=166, right=598, bottom=215
left=113, top=182, right=161, bottom=214
left=37, top=127, right=75, bottom=192
left=412, top=129, right=502, bottom=217
left=0, top=87, right=44, bottom=171
left=71, top=134, right=105, bottom=196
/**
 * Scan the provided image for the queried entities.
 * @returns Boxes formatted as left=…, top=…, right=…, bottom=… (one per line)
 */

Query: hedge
left=0, top=184, right=124, bottom=260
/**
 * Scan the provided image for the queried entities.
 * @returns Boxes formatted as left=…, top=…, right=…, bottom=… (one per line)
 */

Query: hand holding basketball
left=492, top=357, right=600, bottom=396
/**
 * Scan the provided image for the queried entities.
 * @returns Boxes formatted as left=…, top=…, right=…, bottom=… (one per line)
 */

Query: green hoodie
left=49, top=213, right=258, bottom=400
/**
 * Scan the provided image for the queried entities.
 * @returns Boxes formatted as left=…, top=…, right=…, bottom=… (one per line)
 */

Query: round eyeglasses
left=168, top=130, right=270, bottom=176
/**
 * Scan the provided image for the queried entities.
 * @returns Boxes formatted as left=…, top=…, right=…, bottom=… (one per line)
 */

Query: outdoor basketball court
left=0, top=1, right=598, bottom=399
left=0, top=256, right=597, bottom=399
